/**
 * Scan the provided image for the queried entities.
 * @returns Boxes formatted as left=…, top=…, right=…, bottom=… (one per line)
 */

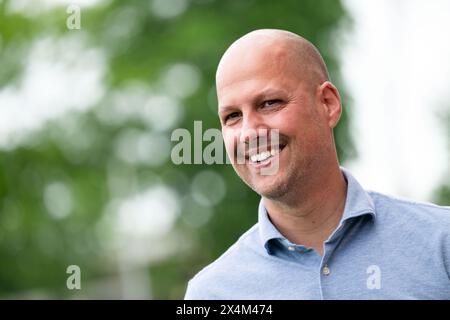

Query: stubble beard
left=235, top=155, right=313, bottom=203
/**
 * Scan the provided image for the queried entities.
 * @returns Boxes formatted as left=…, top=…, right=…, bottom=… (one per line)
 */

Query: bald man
left=184, top=29, right=450, bottom=300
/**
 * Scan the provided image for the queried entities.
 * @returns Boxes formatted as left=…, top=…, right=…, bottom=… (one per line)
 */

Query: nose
left=239, top=110, right=269, bottom=144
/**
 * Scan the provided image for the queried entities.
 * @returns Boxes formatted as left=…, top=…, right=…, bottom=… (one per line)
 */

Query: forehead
left=217, top=77, right=293, bottom=111
left=216, top=43, right=294, bottom=90
left=216, top=56, right=301, bottom=110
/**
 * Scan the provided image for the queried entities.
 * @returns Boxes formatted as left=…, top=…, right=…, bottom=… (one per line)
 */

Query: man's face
left=217, top=46, right=332, bottom=199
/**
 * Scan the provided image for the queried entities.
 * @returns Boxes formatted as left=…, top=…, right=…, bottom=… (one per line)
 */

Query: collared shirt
left=184, top=168, right=450, bottom=299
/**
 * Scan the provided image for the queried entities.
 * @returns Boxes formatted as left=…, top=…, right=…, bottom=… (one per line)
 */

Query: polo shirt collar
left=258, top=167, right=376, bottom=254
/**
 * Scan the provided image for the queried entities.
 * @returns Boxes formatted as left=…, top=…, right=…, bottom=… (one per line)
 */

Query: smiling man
left=184, top=29, right=450, bottom=299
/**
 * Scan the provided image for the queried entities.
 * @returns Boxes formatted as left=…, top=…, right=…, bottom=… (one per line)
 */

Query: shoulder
left=367, top=191, right=450, bottom=279
left=184, top=223, right=261, bottom=299
left=368, top=190, right=450, bottom=229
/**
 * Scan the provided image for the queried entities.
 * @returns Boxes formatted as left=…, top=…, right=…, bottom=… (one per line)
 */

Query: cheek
left=268, top=108, right=306, bottom=136
left=222, top=130, right=238, bottom=157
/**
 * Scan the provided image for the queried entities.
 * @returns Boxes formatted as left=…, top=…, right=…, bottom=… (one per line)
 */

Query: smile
left=248, top=144, right=286, bottom=164
left=250, top=149, right=279, bottom=163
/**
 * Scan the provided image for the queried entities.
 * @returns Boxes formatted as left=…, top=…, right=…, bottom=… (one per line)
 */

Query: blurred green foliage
left=0, top=0, right=363, bottom=299
left=433, top=110, right=450, bottom=206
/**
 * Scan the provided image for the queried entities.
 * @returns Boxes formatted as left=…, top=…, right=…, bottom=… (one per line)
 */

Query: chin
left=256, top=186, right=288, bottom=200
left=251, top=175, right=289, bottom=199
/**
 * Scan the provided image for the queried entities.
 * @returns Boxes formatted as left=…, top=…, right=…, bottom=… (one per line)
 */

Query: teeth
left=250, top=148, right=281, bottom=163
left=250, top=151, right=270, bottom=163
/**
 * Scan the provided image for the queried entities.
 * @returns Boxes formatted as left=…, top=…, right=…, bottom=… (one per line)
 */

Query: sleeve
left=184, top=279, right=202, bottom=300
left=444, top=231, right=450, bottom=281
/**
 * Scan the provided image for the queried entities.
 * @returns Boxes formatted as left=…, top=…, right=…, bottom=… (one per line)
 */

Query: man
left=184, top=29, right=450, bottom=299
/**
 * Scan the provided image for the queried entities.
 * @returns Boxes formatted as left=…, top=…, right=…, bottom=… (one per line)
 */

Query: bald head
left=216, top=29, right=329, bottom=91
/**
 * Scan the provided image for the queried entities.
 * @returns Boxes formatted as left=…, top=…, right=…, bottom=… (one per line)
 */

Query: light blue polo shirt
left=184, top=168, right=450, bottom=299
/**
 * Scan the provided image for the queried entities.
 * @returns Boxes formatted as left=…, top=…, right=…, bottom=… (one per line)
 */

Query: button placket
left=322, top=265, right=331, bottom=276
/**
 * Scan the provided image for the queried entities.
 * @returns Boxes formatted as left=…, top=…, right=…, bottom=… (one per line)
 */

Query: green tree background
left=0, top=0, right=447, bottom=299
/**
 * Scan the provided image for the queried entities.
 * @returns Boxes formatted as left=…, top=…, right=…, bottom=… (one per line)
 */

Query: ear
left=318, top=81, right=342, bottom=129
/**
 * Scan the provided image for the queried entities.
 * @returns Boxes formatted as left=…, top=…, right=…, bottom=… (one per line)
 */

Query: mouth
left=247, top=143, right=286, bottom=166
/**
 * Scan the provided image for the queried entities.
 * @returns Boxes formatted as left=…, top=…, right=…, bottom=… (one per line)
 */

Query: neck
left=263, top=164, right=347, bottom=256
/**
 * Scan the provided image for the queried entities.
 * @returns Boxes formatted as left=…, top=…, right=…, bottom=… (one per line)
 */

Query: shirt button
left=287, top=246, right=295, bottom=251
left=322, top=265, right=331, bottom=276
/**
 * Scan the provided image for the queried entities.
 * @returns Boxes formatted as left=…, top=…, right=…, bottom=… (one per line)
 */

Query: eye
left=224, top=112, right=241, bottom=124
left=262, top=99, right=282, bottom=108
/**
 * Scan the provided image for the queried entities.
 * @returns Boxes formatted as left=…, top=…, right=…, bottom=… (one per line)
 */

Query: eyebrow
left=218, top=88, right=288, bottom=114
left=218, top=105, right=237, bottom=115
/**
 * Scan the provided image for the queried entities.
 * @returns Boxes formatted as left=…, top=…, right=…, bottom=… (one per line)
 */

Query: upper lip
left=244, top=143, right=286, bottom=159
